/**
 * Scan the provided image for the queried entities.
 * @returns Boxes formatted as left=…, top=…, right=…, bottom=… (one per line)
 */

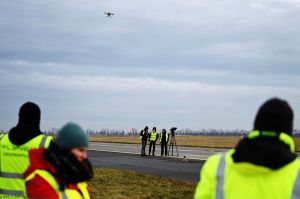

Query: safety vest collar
left=227, top=148, right=294, bottom=174
left=247, top=130, right=295, bottom=152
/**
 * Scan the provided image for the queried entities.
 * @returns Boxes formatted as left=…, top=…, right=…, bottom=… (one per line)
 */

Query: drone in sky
left=104, top=12, right=114, bottom=18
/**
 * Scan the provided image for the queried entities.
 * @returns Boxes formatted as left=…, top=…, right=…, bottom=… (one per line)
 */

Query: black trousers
left=141, top=140, right=147, bottom=155
left=161, top=143, right=168, bottom=156
left=149, top=141, right=156, bottom=155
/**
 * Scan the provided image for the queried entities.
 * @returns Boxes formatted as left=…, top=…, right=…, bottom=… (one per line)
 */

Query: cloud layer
left=0, top=0, right=299, bottom=131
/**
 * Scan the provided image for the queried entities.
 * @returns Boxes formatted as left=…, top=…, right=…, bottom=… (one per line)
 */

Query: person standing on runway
left=140, top=126, right=149, bottom=156
left=160, top=129, right=169, bottom=156
left=148, top=127, right=159, bottom=156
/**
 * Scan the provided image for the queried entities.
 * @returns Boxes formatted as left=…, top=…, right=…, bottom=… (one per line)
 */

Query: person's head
left=162, top=129, right=166, bottom=133
left=153, top=127, right=156, bottom=131
left=254, top=98, right=294, bottom=135
left=144, top=126, right=149, bottom=131
left=55, top=122, right=89, bottom=162
left=18, top=102, right=41, bottom=129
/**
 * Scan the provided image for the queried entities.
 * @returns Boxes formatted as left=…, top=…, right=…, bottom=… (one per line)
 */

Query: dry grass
left=89, top=167, right=196, bottom=199
left=89, top=135, right=300, bottom=151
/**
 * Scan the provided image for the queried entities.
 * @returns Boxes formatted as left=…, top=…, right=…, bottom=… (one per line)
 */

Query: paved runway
left=89, top=141, right=300, bottom=159
left=89, top=150, right=204, bottom=182
left=89, top=142, right=300, bottom=182
left=89, top=142, right=229, bottom=160
left=88, top=142, right=230, bottom=182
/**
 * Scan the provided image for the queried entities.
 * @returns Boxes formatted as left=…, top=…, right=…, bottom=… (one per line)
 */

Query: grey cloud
left=1, top=0, right=300, bottom=131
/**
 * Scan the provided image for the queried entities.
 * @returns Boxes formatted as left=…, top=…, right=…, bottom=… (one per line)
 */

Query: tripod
left=168, top=134, right=179, bottom=156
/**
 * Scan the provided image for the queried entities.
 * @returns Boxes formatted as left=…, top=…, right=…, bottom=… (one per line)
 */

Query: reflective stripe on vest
left=150, top=132, right=157, bottom=141
left=39, top=135, right=50, bottom=148
left=0, top=189, right=24, bottom=197
left=0, top=134, right=5, bottom=140
left=0, top=134, right=53, bottom=198
left=0, top=172, right=22, bottom=178
left=25, top=169, right=90, bottom=199
left=215, top=152, right=300, bottom=199
left=291, top=169, right=300, bottom=199
left=215, top=153, right=225, bottom=199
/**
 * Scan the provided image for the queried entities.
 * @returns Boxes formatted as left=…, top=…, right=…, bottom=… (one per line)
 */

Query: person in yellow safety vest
left=194, top=98, right=300, bottom=199
left=0, top=102, right=53, bottom=199
left=140, top=126, right=149, bottom=156
left=148, top=127, right=159, bottom=156
left=160, top=129, right=169, bottom=156
left=24, top=122, right=93, bottom=199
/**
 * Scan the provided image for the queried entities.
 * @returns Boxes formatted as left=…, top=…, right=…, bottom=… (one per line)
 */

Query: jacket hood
left=232, top=136, right=297, bottom=170
left=8, top=124, right=43, bottom=146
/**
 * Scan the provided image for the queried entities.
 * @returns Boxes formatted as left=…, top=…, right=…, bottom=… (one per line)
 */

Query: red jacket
left=24, top=148, right=90, bottom=199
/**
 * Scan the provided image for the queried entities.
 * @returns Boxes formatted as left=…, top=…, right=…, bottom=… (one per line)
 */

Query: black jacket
left=232, top=136, right=297, bottom=169
left=8, top=123, right=43, bottom=146
left=140, top=130, right=149, bottom=141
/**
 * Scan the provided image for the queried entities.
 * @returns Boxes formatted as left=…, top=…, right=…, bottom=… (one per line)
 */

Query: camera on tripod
left=168, top=127, right=178, bottom=156
left=170, top=127, right=177, bottom=137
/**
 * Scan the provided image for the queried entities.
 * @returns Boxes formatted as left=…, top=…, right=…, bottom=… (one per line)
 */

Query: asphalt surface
left=89, top=142, right=229, bottom=160
left=88, top=142, right=300, bottom=183
left=89, top=150, right=205, bottom=183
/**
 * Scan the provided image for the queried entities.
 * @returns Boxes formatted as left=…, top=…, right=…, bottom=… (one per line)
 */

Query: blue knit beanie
left=55, top=122, right=88, bottom=150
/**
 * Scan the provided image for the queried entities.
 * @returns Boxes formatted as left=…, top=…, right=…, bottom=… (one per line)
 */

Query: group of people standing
left=0, top=102, right=93, bottom=199
left=140, top=126, right=170, bottom=156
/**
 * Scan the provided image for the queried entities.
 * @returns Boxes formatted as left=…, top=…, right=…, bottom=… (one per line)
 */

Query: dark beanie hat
left=55, top=122, right=89, bottom=150
left=18, top=102, right=41, bottom=127
left=254, top=98, right=294, bottom=135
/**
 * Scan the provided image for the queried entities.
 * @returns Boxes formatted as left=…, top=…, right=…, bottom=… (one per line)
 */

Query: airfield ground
left=90, top=135, right=300, bottom=151
left=88, top=135, right=300, bottom=198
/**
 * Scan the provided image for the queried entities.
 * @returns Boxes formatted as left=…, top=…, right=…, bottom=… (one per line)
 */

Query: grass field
left=89, top=135, right=300, bottom=151
left=89, top=167, right=196, bottom=199
left=88, top=135, right=300, bottom=198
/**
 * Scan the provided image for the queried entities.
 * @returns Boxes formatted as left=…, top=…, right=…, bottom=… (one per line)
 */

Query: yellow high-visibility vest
left=160, top=132, right=169, bottom=143
left=0, top=134, right=5, bottom=140
left=0, top=134, right=53, bottom=198
left=194, top=131, right=300, bottom=199
left=150, top=131, right=157, bottom=141
left=25, top=169, right=90, bottom=199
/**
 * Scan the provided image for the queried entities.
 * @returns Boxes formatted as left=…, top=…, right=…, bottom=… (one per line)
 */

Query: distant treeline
left=2, top=128, right=299, bottom=137
left=84, top=128, right=300, bottom=137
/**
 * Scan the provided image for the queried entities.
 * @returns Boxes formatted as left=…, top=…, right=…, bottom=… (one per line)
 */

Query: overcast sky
left=0, top=0, right=299, bottom=132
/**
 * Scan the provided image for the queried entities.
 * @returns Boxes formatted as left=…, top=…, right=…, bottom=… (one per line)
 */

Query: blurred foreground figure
left=0, top=102, right=53, bottom=198
left=24, top=122, right=93, bottom=199
left=194, top=98, right=300, bottom=199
